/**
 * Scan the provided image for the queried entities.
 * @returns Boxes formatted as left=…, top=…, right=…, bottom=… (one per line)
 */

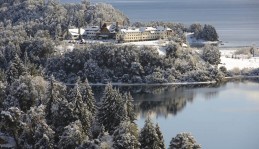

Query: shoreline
left=88, top=81, right=217, bottom=86
left=84, top=76, right=259, bottom=86
left=81, top=76, right=258, bottom=86
left=224, top=75, right=259, bottom=79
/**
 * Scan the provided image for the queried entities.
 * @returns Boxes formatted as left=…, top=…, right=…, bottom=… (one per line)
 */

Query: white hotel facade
left=116, top=26, right=173, bottom=42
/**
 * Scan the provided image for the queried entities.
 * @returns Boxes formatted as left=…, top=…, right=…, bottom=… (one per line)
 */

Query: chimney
left=78, top=28, right=82, bottom=40
left=116, top=22, right=119, bottom=32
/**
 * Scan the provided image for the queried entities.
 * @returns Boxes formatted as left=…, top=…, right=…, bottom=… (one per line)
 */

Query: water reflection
left=93, top=79, right=259, bottom=117
left=132, top=83, right=227, bottom=118
left=133, top=86, right=193, bottom=118
left=93, top=82, right=228, bottom=118
left=129, top=79, right=259, bottom=119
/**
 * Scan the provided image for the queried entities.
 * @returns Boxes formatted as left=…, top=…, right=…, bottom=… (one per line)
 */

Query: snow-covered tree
left=169, top=132, right=201, bottom=149
left=23, top=38, right=55, bottom=66
left=97, top=83, right=127, bottom=134
left=202, top=44, right=221, bottom=65
left=113, top=120, right=140, bottom=149
left=4, top=75, right=38, bottom=112
left=6, top=54, right=27, bottom=83
left=189, top=23, right=203, bottom=38
left=69, top=83, right=92, bottom=137
left=166, top=43, right=180, bottom=58
left=139, top=117, right=161, bottom=149
left=155, top=123, right=165, bottom=149
left=123, top=92, right=136, bottom=123
left=0, top=81, right=6, bottom=109
left=58, top=120, right=86, bottom=149
left=145, top=67, right=166, bottom=83
left=19, top=105, right=55, bottom=149
left=0, top=107, right=23, bottom=148
left=81, top=78, right=96, bottom=115
left=85, top=3, right=129, bottom=25
left=83, top=59, right=103, bottom=83
left=191, top=24, right=218, bottom=41
left=45, top=76, right=72, bottom=129
left=201, top=24, right=218, bottom=41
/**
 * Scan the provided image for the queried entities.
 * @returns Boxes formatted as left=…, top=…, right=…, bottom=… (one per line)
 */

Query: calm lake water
left=131, top=80, right=259, bottom=149
left=62, top=0, right=259, bottom=47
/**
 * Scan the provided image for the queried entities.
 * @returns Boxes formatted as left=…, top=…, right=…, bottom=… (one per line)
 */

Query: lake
left=132, top=80, right=259, bottom=149
left=62, top=0, right=259, bottom=47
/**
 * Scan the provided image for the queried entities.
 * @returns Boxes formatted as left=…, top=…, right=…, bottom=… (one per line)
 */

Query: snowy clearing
left=219, top=49, right=259, bottom=70
left=120, top=40, right=169, bottom=46
left=120, top=40, right=170, bottom=56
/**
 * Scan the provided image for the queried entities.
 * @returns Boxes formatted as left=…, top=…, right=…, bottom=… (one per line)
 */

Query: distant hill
left=0, top=0, right=129, bottom=38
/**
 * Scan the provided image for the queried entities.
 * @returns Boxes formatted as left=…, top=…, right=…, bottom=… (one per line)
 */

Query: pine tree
left=81, top=78, right=96, bottom=115
left=155, top=123, right=166, bottom=149
left=0, top=82, right=6, bottom=109
left=169, top=133, right=201, bottom=149
left=70, top=84, right=84, bottom=118
left=113, top=120, right=140, bottom=149
left=201, top=24, right=218, bottom=41
left=139, top=117, right=160, bottom=149
left=6, top=54, right=27, bottom=83
left=58, top=120, right=86, bottom=149
left=45, top=75, right=55, bottom=124
left=45, top=75, right=71, bottom=128
left=123, top=92, right=136, bottom=123
left=70, top=83, right=92, bottom=137
left=97, top=83, right=126, bottom=134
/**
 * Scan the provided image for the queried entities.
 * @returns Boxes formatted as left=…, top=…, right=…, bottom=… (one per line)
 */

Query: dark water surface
left=131, top=81, right=259, bottom=149
left=62, top=0, right=259, bottom=47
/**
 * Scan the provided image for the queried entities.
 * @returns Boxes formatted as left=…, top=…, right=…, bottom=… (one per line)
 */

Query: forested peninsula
left=0, top=0, right=224, bottom=148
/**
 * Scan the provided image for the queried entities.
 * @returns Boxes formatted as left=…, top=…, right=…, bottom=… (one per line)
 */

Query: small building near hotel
left=67, top=28, right=85, bottom=40
left=97, top=22, right=121, bottom=39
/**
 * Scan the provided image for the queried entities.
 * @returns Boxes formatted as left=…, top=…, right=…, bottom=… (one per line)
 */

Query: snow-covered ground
left=120, top=40, right=169, bottom=56
left=61, top=38, right=259, bottom=70
left=219, top=49, right=259, bottom=70
left=120, top=40, right=168, bottom=46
